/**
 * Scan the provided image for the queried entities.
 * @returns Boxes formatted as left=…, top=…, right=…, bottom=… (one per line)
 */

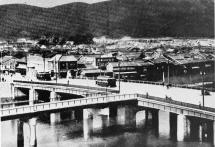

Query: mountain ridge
left=0, top=0, right=214, bottom=39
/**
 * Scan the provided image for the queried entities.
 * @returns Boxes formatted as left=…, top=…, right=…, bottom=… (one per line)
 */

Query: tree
left=68, top=33, right=94, bottom=45
left=13, top=51, right=26, bottom=59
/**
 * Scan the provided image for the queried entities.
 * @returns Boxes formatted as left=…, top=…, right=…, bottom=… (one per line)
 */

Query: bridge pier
left=160, top=113, right=191, bottom=141
left=50, top=113, right=61, bottom=124
left=50, top=91, right=57, bottom=101
left=29, top=118, right=37, bottom=147
left=11, top=84, right=15, bottom=100
left=147, top=109, right=159, bottom=136
left=109, top=105, right=146, bottom=128
left=83, top=108, right=109, bottom=131
left=70, top=110, right=76, bottom=120
left=187, top=117, right=215, bottom=143
left=50, top=91, right=61, bottom=124
left=176, top=114, right=187, bottom=141
left=29, top=89, right=38, bottom=105
left=117, top=105, right=136, bottom=127
left=136, top=110, right=147, bottom=128
left=17, top=119, right=24, bottom=147
left=213, top=121, right=215, bottom=145
left=83, top=116, right=93, bottom=140
left=83, top=108, right=109, bottom=139
left=158, top=110, right=170, bottom=138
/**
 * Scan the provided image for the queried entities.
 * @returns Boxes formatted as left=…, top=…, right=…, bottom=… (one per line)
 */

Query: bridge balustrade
left=13, top=80, right=119, bottom=93
left=137, top=94, right=215, bottom=113
left=1, top=94, right=137, bottom=117
left=75, top=77, right=215, bottom=92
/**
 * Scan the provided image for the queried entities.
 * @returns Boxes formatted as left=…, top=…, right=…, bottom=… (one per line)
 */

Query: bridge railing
left=137, top=94, right=215, bottom=113
left=13, top=80, right=119, bottom=94
left=1, top=100, right=44, bottom=108
left=1, top=93, right=215, bottom=118
left=120, top=80, right=215, bottom=92
left=75, top=77, right=215, bottom=92
left=1, top=94, right=137, bottom=117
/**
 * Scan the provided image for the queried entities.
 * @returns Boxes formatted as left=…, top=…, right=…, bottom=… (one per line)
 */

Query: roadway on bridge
left=45, top=78, right=215, bottom=109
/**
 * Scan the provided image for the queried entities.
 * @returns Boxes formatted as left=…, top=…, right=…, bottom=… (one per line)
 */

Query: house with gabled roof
left=48, top=54, right=77, bottom=78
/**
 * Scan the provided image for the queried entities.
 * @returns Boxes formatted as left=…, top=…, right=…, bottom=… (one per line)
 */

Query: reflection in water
left=1, top=110, right=214, bottom=147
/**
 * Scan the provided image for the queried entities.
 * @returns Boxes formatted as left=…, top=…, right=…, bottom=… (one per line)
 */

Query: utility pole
left=167, top=59, right=170, bottom=84
left=200, top=70, right=206, bottom=108
left=43, top=53, right=45, bottom=73
left=118, top=61, right=121, bottom=93
left=0, top=51, right=2, bottom=82
left=55, top=57, right=58, bottom=83
left=162, top=66, right=165, bottom=83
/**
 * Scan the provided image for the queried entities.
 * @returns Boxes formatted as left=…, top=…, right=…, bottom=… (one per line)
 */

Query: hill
left=0, top=0, right=214, bottom=38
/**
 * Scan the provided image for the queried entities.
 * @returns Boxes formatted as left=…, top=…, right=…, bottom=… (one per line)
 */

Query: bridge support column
left=70, top=110, right=75, bottom=120
left=29, top=118, right=37, bottom=147
left=83, top=108, right=109, bottom=140
left=17, top=119, right=24, bottom=147
left=213, top=121, right=215, bottom=145
left=117, top=105, right=136, bottom=127
left=145, top=110, right=149, bottom=127
left=83, top=108, right=109, bottom=131
left=83, top=116, right=93, bottom=140
left=50, top=91, right=57, bottom=101
left=158, top=110, right=170, bottom=138
left=199, top=124, right=203, bottom=142
left=136, top=110, right=146, bottom=128
left=189, top=117, right=205, bottom=142
left=184, top=116, right=191, bottom=139
left=177, top=114, right=186, bottom=141
left=11, top=84, right=15, bottom=100
left=29, top=89, right=35, bottom=105
left=50, top=91, right=61, bottom=124
left=93, top=115, right=109, bottom=132
left=151, top=109, right=159, bottom=136
left=50, top=113, right=61, bottom=124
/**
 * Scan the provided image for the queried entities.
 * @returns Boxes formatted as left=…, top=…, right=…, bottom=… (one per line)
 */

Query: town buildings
left=0, top=37, right=214, bottom=84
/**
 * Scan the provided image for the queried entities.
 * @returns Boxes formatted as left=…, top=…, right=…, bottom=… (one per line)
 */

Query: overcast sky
left=0, top=0, right=108, bottom=7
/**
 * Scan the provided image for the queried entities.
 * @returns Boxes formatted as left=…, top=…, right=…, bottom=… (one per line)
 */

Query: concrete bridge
left=59, top=78, right=215, bottom=108
left=1, top=94, right=215, bottom=146
left=12, top=80, right=119, bottom=105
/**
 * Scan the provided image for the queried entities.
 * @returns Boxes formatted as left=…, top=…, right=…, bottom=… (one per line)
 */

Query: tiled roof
left=152, top=56, right=169, bottom=64
left=60, top=55, right=77, bottom=62
left=167, top=54, right=206, bottom=65
left=1, top=56, right=14, bottom=63
left=108, top=61, right=141, bottom=67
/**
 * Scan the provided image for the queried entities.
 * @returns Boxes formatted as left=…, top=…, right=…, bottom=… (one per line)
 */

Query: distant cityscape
left=0, top=37, right=214, bottom=87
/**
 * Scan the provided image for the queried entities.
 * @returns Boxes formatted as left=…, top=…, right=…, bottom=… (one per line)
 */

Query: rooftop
left=60, top=55, right=77, bottom=62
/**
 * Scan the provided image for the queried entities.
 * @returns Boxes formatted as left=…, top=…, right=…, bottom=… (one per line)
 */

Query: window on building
left=68, top=62, right=75, bottom=69
left=60, top=62, right=67, bottom=70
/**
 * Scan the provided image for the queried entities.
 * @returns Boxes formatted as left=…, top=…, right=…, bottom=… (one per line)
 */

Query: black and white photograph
left=0, top=0, right=215, bottom=146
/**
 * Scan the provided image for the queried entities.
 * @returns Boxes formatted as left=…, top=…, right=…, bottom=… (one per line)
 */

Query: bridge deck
left=46, top=78, right=215, bottom=108
left=13, top=80, right=119, bottom=95
left=1, top=94, right=215, bottom=121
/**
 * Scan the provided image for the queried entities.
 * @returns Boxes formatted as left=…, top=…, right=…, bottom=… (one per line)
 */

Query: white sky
left=0, top=0, right=109, bottom=7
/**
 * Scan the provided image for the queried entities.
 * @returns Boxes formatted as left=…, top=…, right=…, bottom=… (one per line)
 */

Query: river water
left=1, top=109, right=214, bottom=147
